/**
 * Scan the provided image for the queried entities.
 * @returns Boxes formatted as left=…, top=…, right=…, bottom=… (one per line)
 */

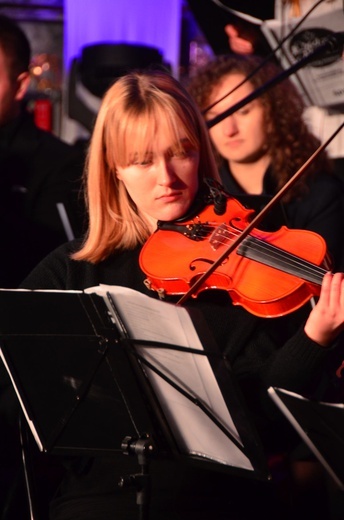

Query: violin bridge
left=210, top=223, right=235, bottom=250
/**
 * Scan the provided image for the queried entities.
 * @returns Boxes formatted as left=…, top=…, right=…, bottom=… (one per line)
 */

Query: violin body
left=139, top=197, right=330, bottom=318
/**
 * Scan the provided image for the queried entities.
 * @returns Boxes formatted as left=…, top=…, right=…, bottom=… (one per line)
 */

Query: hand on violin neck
left=304, top=272, right=344, bottom=347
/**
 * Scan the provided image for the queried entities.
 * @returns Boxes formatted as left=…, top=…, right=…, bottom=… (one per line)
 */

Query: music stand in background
left=268, top=387, right=344, bottom=491
left=0, top=288, right=269, bottom=519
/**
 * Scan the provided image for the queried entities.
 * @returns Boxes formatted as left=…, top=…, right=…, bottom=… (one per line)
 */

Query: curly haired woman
left=187, top=53, right=344, bottom=270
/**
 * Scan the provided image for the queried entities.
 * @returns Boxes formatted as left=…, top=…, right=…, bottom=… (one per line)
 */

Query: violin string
left=238, top=236, right=327, bottom=284
left=216, top=226, right=326, bottom=283
left=216, top=225, right=326, bottom=278
left=191, top=221, right=327, bottom=284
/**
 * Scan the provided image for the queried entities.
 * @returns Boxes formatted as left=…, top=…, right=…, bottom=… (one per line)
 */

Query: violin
left=139, top=191, right=332, bottom=318
left=140, top=124, right=343, bottom=318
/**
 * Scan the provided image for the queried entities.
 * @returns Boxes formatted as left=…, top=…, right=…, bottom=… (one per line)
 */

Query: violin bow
left=177, top=121, right=344, bottom=306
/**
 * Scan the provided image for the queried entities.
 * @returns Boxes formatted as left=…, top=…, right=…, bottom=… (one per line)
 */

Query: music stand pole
left=119, top=433, right=155, bottom=520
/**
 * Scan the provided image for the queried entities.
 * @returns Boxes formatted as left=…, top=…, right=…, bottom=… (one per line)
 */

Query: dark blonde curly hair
left=187, top=54, right=334, bottom=202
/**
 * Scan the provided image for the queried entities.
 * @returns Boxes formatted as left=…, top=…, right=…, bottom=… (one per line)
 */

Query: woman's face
left=205, top=73, right=269, bottom=166
left=116, top=124, right=200, bottom=231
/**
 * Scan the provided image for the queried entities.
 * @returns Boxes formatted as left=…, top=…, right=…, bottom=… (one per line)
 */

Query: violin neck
left=238, top=235, right=327, bottom=286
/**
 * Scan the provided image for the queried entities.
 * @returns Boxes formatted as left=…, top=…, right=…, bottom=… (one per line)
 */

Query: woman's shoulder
left=301, top=170, right=344, bottom=212
left=309, top=169, right=344, bottom=189
left=20, top=239, right=85, bottom=290
left=20, top=241, right=146, bottom=292
left=292, top=170, right=344, bottom=207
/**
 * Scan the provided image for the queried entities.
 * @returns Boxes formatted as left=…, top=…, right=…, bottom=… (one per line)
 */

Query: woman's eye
left=237, top=108, right=250, bottom=116
left=173, top=150, right=187, bottom=158
left=131, top=154, right=154, bottom=166
left=135, top=160, right=152, bottom=166
left=238, top=101, right=257, bottom=116
left=171, top=147, right=194, bottom=159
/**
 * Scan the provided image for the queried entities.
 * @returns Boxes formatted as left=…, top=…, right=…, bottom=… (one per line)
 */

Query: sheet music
left=261, top=1, right=344, bottom=109
left=86, top=284, right=254, bottom=470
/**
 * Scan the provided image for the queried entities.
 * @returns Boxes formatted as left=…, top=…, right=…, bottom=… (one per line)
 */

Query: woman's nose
left=222, top=115, right=238, bottom=136
left=157, top=158, right=177, bottom=185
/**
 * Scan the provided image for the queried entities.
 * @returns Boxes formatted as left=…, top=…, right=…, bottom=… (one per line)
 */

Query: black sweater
left=219, top=163, right=344, bottom=271
left=17, top=239, right=338, bottom=520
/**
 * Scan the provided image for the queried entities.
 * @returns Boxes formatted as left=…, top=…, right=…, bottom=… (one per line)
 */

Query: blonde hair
left=73, top=70, right=220, bottom=263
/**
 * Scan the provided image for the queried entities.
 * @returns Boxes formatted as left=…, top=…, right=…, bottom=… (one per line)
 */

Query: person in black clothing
left=187, top=53, right=344, bottom=271
left=0, top=14, right=86, bottom=519
left=16, top=69, right=344, bottom=520
left=0, top=14, right=86, bottom=289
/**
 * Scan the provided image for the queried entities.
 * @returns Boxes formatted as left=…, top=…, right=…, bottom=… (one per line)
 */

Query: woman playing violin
left=19, top=70, right=344, bottom=520
left=187, top=53, right=344, bottom=271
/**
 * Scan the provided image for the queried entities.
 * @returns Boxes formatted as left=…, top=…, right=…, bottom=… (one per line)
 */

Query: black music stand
left=268, top=387, right=344, bottom=491
left=0, top=288, right=269, bottom=519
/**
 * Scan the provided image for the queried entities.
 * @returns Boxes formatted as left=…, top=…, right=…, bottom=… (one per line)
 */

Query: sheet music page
left=261, top=0, right=344, bottom=109
left=85, top=284, right=254, bottom=470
